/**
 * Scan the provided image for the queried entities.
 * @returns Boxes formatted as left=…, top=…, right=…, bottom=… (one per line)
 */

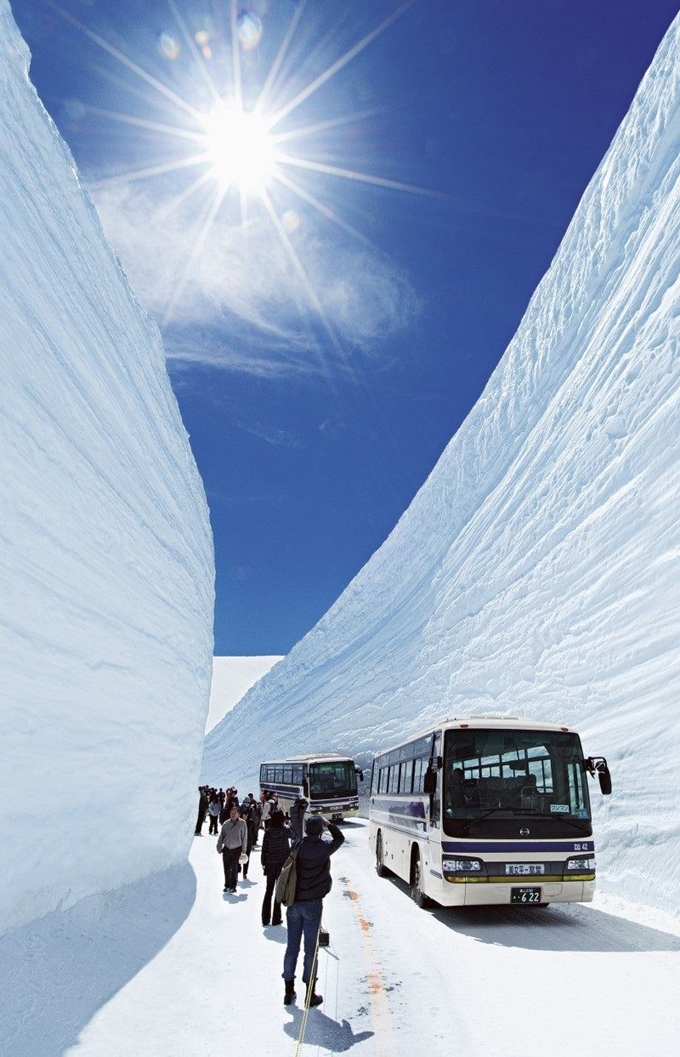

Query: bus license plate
left=511, top=887, right=542, bottom=904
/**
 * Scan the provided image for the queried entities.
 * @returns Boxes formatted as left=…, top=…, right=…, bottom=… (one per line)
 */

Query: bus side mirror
left=423, top=768, right=436, bottom=795
left=586, top=756, right=612, bottom=795
left=356, top=768, right=364, bottom=782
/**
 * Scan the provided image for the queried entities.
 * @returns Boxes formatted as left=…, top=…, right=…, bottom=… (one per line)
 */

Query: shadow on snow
left=382, top=874, right=680, bottom=953
left=0, top=862, right=196, bottom=1057
left=284, top=1006, right=374, bottom=1052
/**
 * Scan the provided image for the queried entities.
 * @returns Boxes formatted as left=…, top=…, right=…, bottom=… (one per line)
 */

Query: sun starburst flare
left=51, top=0, right=440, bottom=347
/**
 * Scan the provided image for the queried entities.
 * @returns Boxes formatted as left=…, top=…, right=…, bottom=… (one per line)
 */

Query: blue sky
left=12, top=0, right=678, bottom=655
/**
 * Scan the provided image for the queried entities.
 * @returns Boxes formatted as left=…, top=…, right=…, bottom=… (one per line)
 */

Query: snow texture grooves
left=203, top=16, right=680, bottom=919
left=0, top=0, right=214, bottom=936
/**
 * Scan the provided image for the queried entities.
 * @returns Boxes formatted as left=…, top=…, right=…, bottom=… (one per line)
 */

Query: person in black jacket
left=288, top=796, right=309, bottom=841
left=282, top=815, right=344, bottom=1008
left=194, top=786, right=209, bottom=836
left=260, top=809, right=292, bottom=926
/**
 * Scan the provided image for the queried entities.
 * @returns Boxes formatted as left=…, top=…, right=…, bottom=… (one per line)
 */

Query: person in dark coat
left=194, top=786, right=209, bottom=836
left=241, top=794, right=261, bottom=851
left=288, top=797, right=309, bottom=841
left=282, top=815, right=344, bottom=1008
left=260, top=809, right=292, bottom=926
left=220, top=787, right=239, bottom=825
left=208, top=790, right=221, bottom=834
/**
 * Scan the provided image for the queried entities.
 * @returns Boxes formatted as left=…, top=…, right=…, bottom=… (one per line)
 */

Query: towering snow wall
left=204, top=17, right=680, bottom=916
left=0, top=1, right=214, bottom=935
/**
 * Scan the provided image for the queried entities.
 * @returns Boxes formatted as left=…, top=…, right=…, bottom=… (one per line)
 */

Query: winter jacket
left=289, top=800, right=307, bottom=840
left=294, top=823, right=344, bottom=901
left=208, top=799, right=221, bottom=817
left=261, top=826, right=293, bottom=874
left=216, top=817, right=248, bottom=854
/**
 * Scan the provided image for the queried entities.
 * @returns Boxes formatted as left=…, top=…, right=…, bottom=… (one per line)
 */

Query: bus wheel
left=376, top=833, right=389, bottom=877
left=410, top=852, right=429, bottom=909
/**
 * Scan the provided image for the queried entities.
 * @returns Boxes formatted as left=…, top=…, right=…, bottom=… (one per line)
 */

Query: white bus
left=368, top=716, right=612, bottom=908
left=259, top=753, right=363, bottom=821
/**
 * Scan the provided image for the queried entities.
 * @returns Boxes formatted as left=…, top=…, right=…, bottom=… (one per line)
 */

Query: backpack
left=275, top=840, right=302, bottom=907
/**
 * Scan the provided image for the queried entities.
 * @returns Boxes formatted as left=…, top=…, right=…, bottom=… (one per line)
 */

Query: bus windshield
left=443, top=728, right=592, bottom=838
left=309, top=760, right=357, bottom=800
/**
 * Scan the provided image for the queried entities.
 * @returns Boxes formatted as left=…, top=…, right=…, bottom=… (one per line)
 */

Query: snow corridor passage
left=52, top=820, right=680, bottom=1056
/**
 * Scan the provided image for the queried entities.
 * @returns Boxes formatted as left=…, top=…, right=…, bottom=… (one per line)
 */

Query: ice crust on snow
left=0, top=0, right=214, bottom=936
left=204, top=16, right=680, bottom=918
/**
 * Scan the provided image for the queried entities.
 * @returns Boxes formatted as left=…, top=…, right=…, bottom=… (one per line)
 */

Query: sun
left=70, top=0, right=432, bottom=331
left=201, top=102, right=276, bottom=194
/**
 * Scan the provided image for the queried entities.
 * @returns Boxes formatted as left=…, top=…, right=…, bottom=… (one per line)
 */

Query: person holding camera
left=282, top=815, right=344, bottom=1008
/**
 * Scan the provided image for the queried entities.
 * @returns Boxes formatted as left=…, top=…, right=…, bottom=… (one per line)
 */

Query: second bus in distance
left=259, top=753, right=364, bottom=821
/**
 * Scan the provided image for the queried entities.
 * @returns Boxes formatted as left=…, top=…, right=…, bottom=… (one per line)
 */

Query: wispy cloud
left=91, top=180, right=420, bottom=374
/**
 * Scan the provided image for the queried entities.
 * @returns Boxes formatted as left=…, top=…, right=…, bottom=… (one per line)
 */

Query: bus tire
left=410, top=850, right=429, bottom=909
left=376, top=832, right=389, bottom=877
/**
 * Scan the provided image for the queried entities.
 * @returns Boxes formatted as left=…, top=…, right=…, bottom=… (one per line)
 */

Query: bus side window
left=413, top=757, right=426, bottom=793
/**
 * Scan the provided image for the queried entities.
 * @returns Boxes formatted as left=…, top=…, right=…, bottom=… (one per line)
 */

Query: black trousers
left=222, top=847, right=241, bottom=890
left=208, top=814, right=219, bottom=834
left=261, top=862, right=284, bottom=925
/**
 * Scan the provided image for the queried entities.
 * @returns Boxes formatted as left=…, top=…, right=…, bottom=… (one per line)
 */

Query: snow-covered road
left=45, top=819, right=679, bottom=1057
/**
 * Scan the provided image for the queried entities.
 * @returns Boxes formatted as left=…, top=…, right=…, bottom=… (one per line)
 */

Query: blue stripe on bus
left=441, top=840, right=594, bottom=853
left=370, top=798, right=426, bottom=818
left=371, top=812, right=426, bottom=835
left=261, top=783, right=358, bottom=807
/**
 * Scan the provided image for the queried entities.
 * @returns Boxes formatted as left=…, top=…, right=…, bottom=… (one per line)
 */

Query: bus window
left=413, top=756, right=427, bottom=793
left=309, top=760, right=358, bottom=799
left=399, top=760, right=413, bottom=793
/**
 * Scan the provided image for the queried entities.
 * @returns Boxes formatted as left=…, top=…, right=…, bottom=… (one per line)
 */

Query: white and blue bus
left=260, top=753, right=363, bottom=821
left=368, top=716, right=612, bottom=908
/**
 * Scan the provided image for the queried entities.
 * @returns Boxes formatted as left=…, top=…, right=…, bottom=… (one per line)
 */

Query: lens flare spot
left=282, top=210, right=300, bottom=233
left=237, top=12, right=263, bottom=51
left=158, top=32, right=180, bottom=60
left=203, top=102, right=276, bottom=193
left=194, top=30, right=213, bottom=60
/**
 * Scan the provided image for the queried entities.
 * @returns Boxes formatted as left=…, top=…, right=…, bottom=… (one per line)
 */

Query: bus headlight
left=442, top=857, right=487, bottom=881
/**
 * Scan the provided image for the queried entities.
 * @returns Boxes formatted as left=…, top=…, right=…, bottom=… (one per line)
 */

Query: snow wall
left=0, top=1, right=214, bottom=936
left=204, top=17, right=680, bottom=918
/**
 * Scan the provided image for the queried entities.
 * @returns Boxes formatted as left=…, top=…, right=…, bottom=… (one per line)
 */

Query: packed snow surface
left=1, top=820, right=678, bottom=1056
left=204, top=17, right=680, bottom=919
left=0, top=0, right=214, bottom=936
left=207, top=656, right=283, bottom=732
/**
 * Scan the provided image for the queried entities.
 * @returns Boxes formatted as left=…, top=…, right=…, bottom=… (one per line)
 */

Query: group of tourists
left=194, top=786, right=345, bottom=1008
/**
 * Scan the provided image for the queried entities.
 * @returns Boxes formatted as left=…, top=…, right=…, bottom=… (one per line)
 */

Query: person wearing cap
left=282, top=815, right=344, bottom=1008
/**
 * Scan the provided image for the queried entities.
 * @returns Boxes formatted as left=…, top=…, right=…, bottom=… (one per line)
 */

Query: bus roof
left=260, top=753, right=354, bottom=765
left=373, top=715, right=575, bottom=758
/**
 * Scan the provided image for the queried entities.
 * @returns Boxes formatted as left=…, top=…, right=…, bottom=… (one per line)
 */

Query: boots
left=283, top=980, right=296, bottom=1006
left=305, top=979, right=323, bottom=1007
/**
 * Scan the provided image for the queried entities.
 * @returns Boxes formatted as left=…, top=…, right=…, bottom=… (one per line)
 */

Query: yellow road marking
left=341, top=879, right=396, bottom=1057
